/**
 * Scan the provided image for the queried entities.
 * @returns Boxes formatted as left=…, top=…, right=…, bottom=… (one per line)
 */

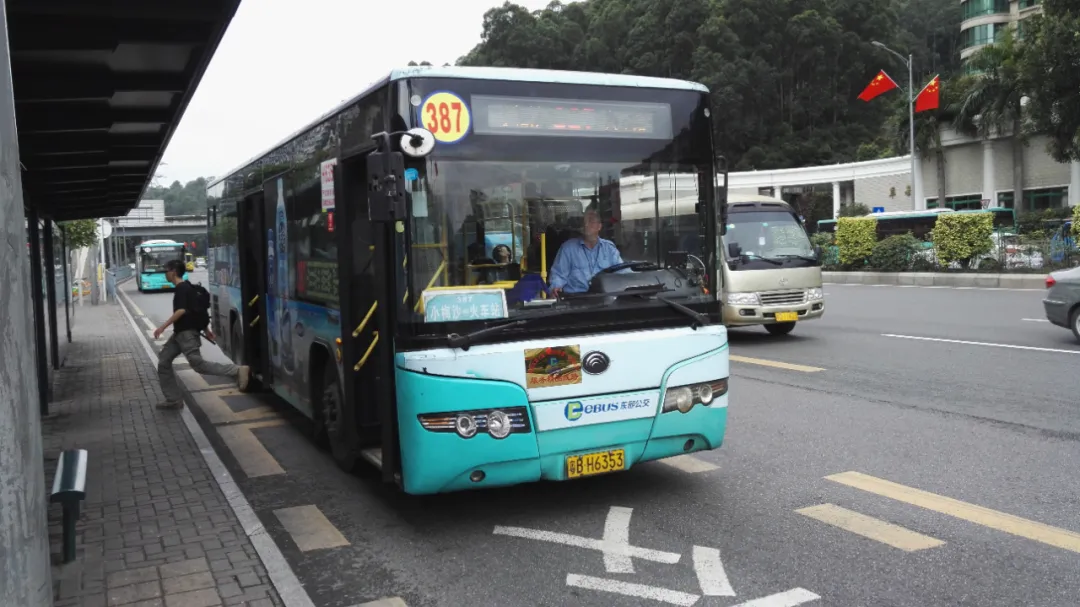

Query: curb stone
left=823, top=271, right=1048, bottom=290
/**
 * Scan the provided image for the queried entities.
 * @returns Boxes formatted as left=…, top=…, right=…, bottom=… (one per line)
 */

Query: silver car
left=1043, top=266, right=1080, bottom=342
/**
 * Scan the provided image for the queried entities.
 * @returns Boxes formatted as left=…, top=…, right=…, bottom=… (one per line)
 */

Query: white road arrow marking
left=602, top=506, right=635, bottom=573
left=566, top=574, right=700, bottom=607
left=691, top=545, right=735, bottom=596
left=493, top=525, right=681, bottom=564
left=730, top=588, right=820, bottom=607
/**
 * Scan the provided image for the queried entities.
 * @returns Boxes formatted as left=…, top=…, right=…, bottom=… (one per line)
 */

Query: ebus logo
left=564, top=401, right=583, bottom=421
left=564, top=401, right=620, bottom=422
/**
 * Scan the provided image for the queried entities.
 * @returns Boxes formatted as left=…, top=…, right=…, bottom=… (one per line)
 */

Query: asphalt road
left=121, top=276, right=1080, bottom=607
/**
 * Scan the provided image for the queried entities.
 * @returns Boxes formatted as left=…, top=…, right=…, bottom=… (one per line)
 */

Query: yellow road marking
left=355, top=598, right=408, bottom=607
left=218, top=420, right=286, bottom=478
left=192, top=387, right=280, bottom=425
left=657, top=454, right=719, bottom=474
left=826, top=471, right=1080, bottom=554
left=796, top=503, right=944, bottom=552
left=729, top=355, right=825, bottom=373
left=273, top=505, right=351, bottom=552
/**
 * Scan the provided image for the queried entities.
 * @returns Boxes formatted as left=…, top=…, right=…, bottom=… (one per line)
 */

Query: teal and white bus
left=136, top=239, right=186, bottom=292
left=206, top=66, right=729, bottom=495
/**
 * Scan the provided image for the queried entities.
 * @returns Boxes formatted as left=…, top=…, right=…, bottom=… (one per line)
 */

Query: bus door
left=237, top=191, right=271, bottom=384
left=333, top=154, right=397, bottom=478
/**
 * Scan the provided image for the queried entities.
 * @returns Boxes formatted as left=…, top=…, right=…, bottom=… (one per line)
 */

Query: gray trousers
left=158, top=330, right=238, bottom=404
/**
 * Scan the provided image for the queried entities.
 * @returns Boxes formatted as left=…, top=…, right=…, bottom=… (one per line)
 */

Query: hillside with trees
left=456, top=0, right=964, bottom=171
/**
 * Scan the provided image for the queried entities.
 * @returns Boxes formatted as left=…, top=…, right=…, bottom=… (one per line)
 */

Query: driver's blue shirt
left=548, top=237, right=625, bottom=294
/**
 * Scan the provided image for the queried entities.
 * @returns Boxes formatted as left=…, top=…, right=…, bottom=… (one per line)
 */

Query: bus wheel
left=231, top=322, right=245, bottom=365
left=765, top=322, right=796, bottom=336
left=320, top=365, right=357, bottom=472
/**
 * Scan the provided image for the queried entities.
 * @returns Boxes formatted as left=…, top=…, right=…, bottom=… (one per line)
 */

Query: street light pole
left=872, top=41, right=921, bottom=209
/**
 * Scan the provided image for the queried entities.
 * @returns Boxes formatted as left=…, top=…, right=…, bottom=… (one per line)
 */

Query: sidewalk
left=43, top=302, right=283, bottom=607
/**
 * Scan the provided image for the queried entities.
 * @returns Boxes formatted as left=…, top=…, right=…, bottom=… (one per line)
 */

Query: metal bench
left=50, top=449, right=88, bottom=563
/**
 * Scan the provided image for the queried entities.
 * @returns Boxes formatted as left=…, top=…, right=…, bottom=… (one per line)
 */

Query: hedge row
left=830, top=211, right=996, bottom=271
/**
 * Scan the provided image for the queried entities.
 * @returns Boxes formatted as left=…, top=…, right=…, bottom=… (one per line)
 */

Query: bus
left=136, top=240, right=186, bottom=292
left=205, top=66, right=729, bottom=495
left=623, top=188, right=823, bottom=335
left=816, top=207, right=1018, bottom=242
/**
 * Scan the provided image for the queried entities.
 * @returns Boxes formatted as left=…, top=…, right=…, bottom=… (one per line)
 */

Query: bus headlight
left=418, top=407, right=532, bottom=438
left=726, top=292, right=760, bottom=306
left=486, top=410, right=512, bottom=439
left=807, top=288, right=823, bottom=301
left=454, top=414, right=478, bottom=438
left=662, top=379, right=729, bottom=414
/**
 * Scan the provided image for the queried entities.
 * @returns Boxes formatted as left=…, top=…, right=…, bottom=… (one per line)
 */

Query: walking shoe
left=237, top=365, right=252, bottom=392
left=156, top=401, right=183, bottom=410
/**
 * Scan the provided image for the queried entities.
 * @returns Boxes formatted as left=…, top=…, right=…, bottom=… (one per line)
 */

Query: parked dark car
left=1043, top=266, right=1080, bottom=342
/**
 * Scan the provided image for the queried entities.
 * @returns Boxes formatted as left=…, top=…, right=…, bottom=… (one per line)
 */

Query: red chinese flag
left=857, top=70, right=899, bottom=102
left=915, top=75, right=940, bottom=113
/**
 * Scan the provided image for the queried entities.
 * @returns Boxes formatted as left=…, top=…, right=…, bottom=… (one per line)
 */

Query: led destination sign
left=471, top=95, right=673, bottom=139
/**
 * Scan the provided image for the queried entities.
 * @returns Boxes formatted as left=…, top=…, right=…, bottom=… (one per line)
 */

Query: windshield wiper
left=769, top=254, right=818, bottom=263
left=657, top=294, right=711, bottom=328
left=731, top=253, right=782, bottom=266
left=445, top=303, right=606, bottom=349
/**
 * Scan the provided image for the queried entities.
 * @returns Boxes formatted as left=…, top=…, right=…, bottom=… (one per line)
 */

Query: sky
left=158, top=0, right=555, bottom=186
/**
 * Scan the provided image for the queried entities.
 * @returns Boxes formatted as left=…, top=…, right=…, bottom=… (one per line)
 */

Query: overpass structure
left=1, top=1, right=241, bottom=604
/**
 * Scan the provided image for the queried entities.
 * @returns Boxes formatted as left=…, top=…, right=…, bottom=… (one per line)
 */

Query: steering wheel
left=601, top=261, right=659, bottom=274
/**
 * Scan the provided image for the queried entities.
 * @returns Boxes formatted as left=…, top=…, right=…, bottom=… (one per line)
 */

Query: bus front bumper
left=722, top=298, right=825, bottom=326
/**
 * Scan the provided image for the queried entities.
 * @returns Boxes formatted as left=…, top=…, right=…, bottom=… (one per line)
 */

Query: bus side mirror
left=366, top=150, right=407, bottom=223
left=727, top=242, right=742, bottom=259
left=813, top=245, right=824, bottom=263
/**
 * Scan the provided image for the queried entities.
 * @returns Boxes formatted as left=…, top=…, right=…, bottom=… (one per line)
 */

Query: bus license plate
left=775, top=311, right=798, bottom=322
left=566, top=449, right=625, bottom=479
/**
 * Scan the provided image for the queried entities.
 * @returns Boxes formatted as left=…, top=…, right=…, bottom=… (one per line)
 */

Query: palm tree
left=954, top=28, right=1029, bottom=210
left=892, top=77, right=972, bottom=209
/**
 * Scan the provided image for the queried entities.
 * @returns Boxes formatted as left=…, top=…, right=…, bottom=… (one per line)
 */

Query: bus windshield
left=724, top=210, right=814, bottom=269
left=140, top=246, right=183, bottom=272
left=402, top=80, right=718, bottom=338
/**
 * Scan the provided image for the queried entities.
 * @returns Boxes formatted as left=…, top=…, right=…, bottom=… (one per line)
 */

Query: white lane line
left=881, top=333, right=1080, bottom=355
left=692, top=545, right=735, bottom=597
left=658, top=455, right=719, bottom=474
left=730, top=588, right=821, bottom=607
left=141, top=316, right=156, bottom=331
left=602, top=506, right=634, bottom=573
left=566, top=574, right=699, bottom=607
left=492, top=526, right=681, bottom=564
left=1021, top=318, right=1050, bottom=322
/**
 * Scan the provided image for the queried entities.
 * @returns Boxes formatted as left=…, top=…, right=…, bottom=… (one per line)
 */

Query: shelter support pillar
left=832, top=181, right=841, bottom=218
left=982, top=140, right=996, bottom=206
left=1069, top=160, right=1079, bottom=207
left=0, top=1, right=54, bottom=604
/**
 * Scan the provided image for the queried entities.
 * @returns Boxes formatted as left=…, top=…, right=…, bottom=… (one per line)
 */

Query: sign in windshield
left=471, top=95, right=673, bottom=139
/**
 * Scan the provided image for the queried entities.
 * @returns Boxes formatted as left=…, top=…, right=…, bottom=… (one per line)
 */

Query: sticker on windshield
left=525, top=345, right=582, bottom=389
left=419, top=91, right=471, bottom=144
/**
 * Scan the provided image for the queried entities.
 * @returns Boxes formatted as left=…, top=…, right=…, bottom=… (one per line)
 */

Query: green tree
left=144, top=177, right=211, bottom=216
left=61, top=219, right=99, bottom=249
left=954, top=28, right=1028, bottom=210
left=1019, top=0, right=1080, bottom=165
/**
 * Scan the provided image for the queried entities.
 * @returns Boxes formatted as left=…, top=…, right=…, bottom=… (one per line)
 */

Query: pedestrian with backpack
left=153, top=259, right=251, bottom=409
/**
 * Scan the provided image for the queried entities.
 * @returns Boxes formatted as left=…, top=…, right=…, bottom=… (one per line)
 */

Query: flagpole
left=872, top=41, right=921, bottom=210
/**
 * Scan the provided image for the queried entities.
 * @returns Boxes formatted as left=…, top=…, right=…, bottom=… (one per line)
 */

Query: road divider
left=824, top=271, right=1046, bottom=290
left=826, top=471, right=1080, bottom=554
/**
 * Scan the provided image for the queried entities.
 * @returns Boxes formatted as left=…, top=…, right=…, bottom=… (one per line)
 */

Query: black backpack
left=189, top=282, right=212, bottom=330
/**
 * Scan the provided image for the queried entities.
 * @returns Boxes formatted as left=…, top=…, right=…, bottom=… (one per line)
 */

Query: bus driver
left=549, top=209, right=625, bottom=296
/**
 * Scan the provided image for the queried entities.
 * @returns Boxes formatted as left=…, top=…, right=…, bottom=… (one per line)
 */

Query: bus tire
left=230, top=320, right=245, bottom=365
left=319, top=364, right=358, bottom=473
left=765, top=322, right=796, bottom=336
